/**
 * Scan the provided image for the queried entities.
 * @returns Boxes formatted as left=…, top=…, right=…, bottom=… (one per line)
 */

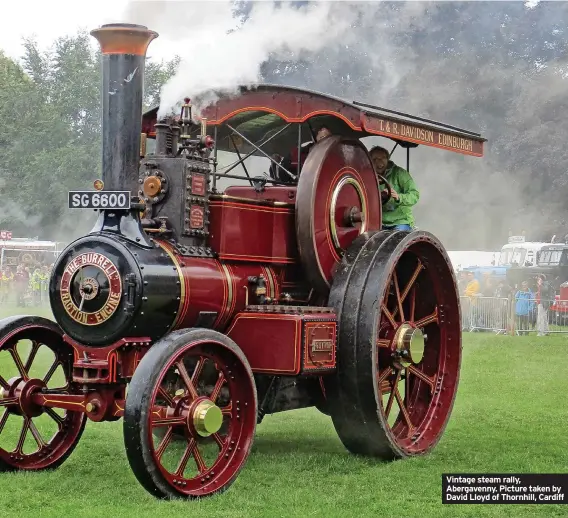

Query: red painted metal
left=226, top=311, right=337, bottom=374
left=0, top=321, right=86, bottom=470
left=144, top=338, right=256, bottom=497
left=374, top=237, right=461, bottom=454
left=142, top=85, right=485, bottom=157
left=208, top=197, right=298, bottom=265
left=296, top=137, right=381, bottom=293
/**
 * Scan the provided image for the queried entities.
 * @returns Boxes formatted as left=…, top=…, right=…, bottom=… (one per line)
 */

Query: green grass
left=1, top=303, right=567, bottom=517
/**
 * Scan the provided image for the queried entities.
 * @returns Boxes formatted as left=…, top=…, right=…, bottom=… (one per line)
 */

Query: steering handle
left=376, top=173, right=393, bottom=204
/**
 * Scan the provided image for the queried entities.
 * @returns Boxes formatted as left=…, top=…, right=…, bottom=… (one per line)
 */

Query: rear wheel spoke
left=414, top=308, right=439, bottom=329
left=408, top=365, right=436, bottom=389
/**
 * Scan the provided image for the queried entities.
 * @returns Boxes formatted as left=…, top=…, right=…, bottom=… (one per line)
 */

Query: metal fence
left=460, top=296, right=568, bottom=335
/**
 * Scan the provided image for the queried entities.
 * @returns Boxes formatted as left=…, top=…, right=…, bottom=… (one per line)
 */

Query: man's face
left=316, top=127, right=331, bottom=141
left=371, top=151, right=389, bottom=174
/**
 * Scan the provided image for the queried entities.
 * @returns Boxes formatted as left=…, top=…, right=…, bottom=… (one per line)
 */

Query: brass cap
left=193, top=400, right=223, bottom=437
left=143, top=175, right=162, bottom=198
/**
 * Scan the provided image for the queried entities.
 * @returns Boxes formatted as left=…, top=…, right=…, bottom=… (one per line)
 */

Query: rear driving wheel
left=327, top=230, right=461, bottom=458
left=124, top=328, right=257, bottom=499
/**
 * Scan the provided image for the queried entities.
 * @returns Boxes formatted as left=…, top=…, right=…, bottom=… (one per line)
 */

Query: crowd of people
left=457, top=270, right=557, bottom=336
left=0, top=263, right=53, bottom=307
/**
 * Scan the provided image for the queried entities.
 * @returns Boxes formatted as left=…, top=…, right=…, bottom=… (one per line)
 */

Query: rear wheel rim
left=375, top=237, right=460, bottom=454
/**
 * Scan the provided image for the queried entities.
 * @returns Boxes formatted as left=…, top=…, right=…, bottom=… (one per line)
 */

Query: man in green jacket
left=369, top=146, right=420, bottom=231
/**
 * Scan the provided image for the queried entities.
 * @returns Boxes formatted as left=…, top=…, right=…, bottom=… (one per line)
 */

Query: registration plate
left=68, top=191, right=131, bottom=210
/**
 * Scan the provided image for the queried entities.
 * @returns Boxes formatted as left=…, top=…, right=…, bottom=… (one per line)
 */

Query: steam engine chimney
left=90, top=23, right=158, bottom=193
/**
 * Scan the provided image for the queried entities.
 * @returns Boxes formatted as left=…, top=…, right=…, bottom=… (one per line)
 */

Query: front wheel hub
left=395, top=323, right=426, bottom=366
left=192, top=399, right=223, bottom=437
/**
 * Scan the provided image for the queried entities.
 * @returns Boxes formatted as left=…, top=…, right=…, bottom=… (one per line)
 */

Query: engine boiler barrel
left=159, top=242, right=282, bottom=332
left=90, top=23, right=157, bottom=192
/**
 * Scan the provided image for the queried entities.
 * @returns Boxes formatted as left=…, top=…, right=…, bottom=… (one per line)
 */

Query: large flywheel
left=296, top=136, right=381, bottom=294
left=325, top=230, right=461, bottom=459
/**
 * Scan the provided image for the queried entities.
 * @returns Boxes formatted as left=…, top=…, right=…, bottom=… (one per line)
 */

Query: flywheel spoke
left=0, top=375, right=9, bottom=391
left=0, top=397, right=18, bottom=407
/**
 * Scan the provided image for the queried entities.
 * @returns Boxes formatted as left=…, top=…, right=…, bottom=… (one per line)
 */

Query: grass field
left=1, top=303, right=567, bottom=517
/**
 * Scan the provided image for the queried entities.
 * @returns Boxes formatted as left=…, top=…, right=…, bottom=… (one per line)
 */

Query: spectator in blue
left=515, top=281, right=534, bottom=335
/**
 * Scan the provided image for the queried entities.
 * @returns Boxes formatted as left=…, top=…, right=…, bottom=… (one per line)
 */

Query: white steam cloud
left=121, top=1, right=360, bottom=117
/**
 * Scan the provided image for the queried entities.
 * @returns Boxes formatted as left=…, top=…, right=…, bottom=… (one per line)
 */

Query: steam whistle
left=180, top=97, right=193, bottom=139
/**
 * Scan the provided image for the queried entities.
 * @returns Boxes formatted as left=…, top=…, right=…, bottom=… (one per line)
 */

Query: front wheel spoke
left=155, top=427, right=174, bottom=460
left=28, top=419, right=46, bottom=448
left=45, top=407, right=64, bottom=428
left=43, top=360, right=60, bottom=384
left=381, top=304, right=398, bottom=330
left=212, top=432, right=225, bottom=450
left=157, top=387, right=174, bottom=406
left=221, top=402, right=233, bottom=416
left=192, top=444, right=208, bottom=474
left=210, top=372, right=226, bottom=402
left=191, top=358, right=206, bottom=385
left=395, top=388, right=414, bottom=431
left=408, top=365, right=436, bottom=389
left=0, top=409, right=9, bottom=434
left=410, top=287, right=416, bottom=322
left=0, top=375, right=9, bottom=391
left=414, top=308, right=439, bottom=329
left=16, top=418, right=30, bottom=453
left=376, top=338, right=391, bottom=348
left=24, top=342, right=41, bottom=373
left=176, top=361, right=199, bottom=400
left=175, top=439, right=196, bottom=476
left=9, top=348, right=27, bottom=379
left=0, top=397, right=18, bottom=407
left=151, top=408, right=187, bottom=427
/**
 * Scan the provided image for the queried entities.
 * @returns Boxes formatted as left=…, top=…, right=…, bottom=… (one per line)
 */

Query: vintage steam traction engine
left=0, top=23, right=485, bottom=498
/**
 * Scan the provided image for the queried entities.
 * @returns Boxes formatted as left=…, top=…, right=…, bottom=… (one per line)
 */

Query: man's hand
left=390, top=187, right=399, bottom=201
